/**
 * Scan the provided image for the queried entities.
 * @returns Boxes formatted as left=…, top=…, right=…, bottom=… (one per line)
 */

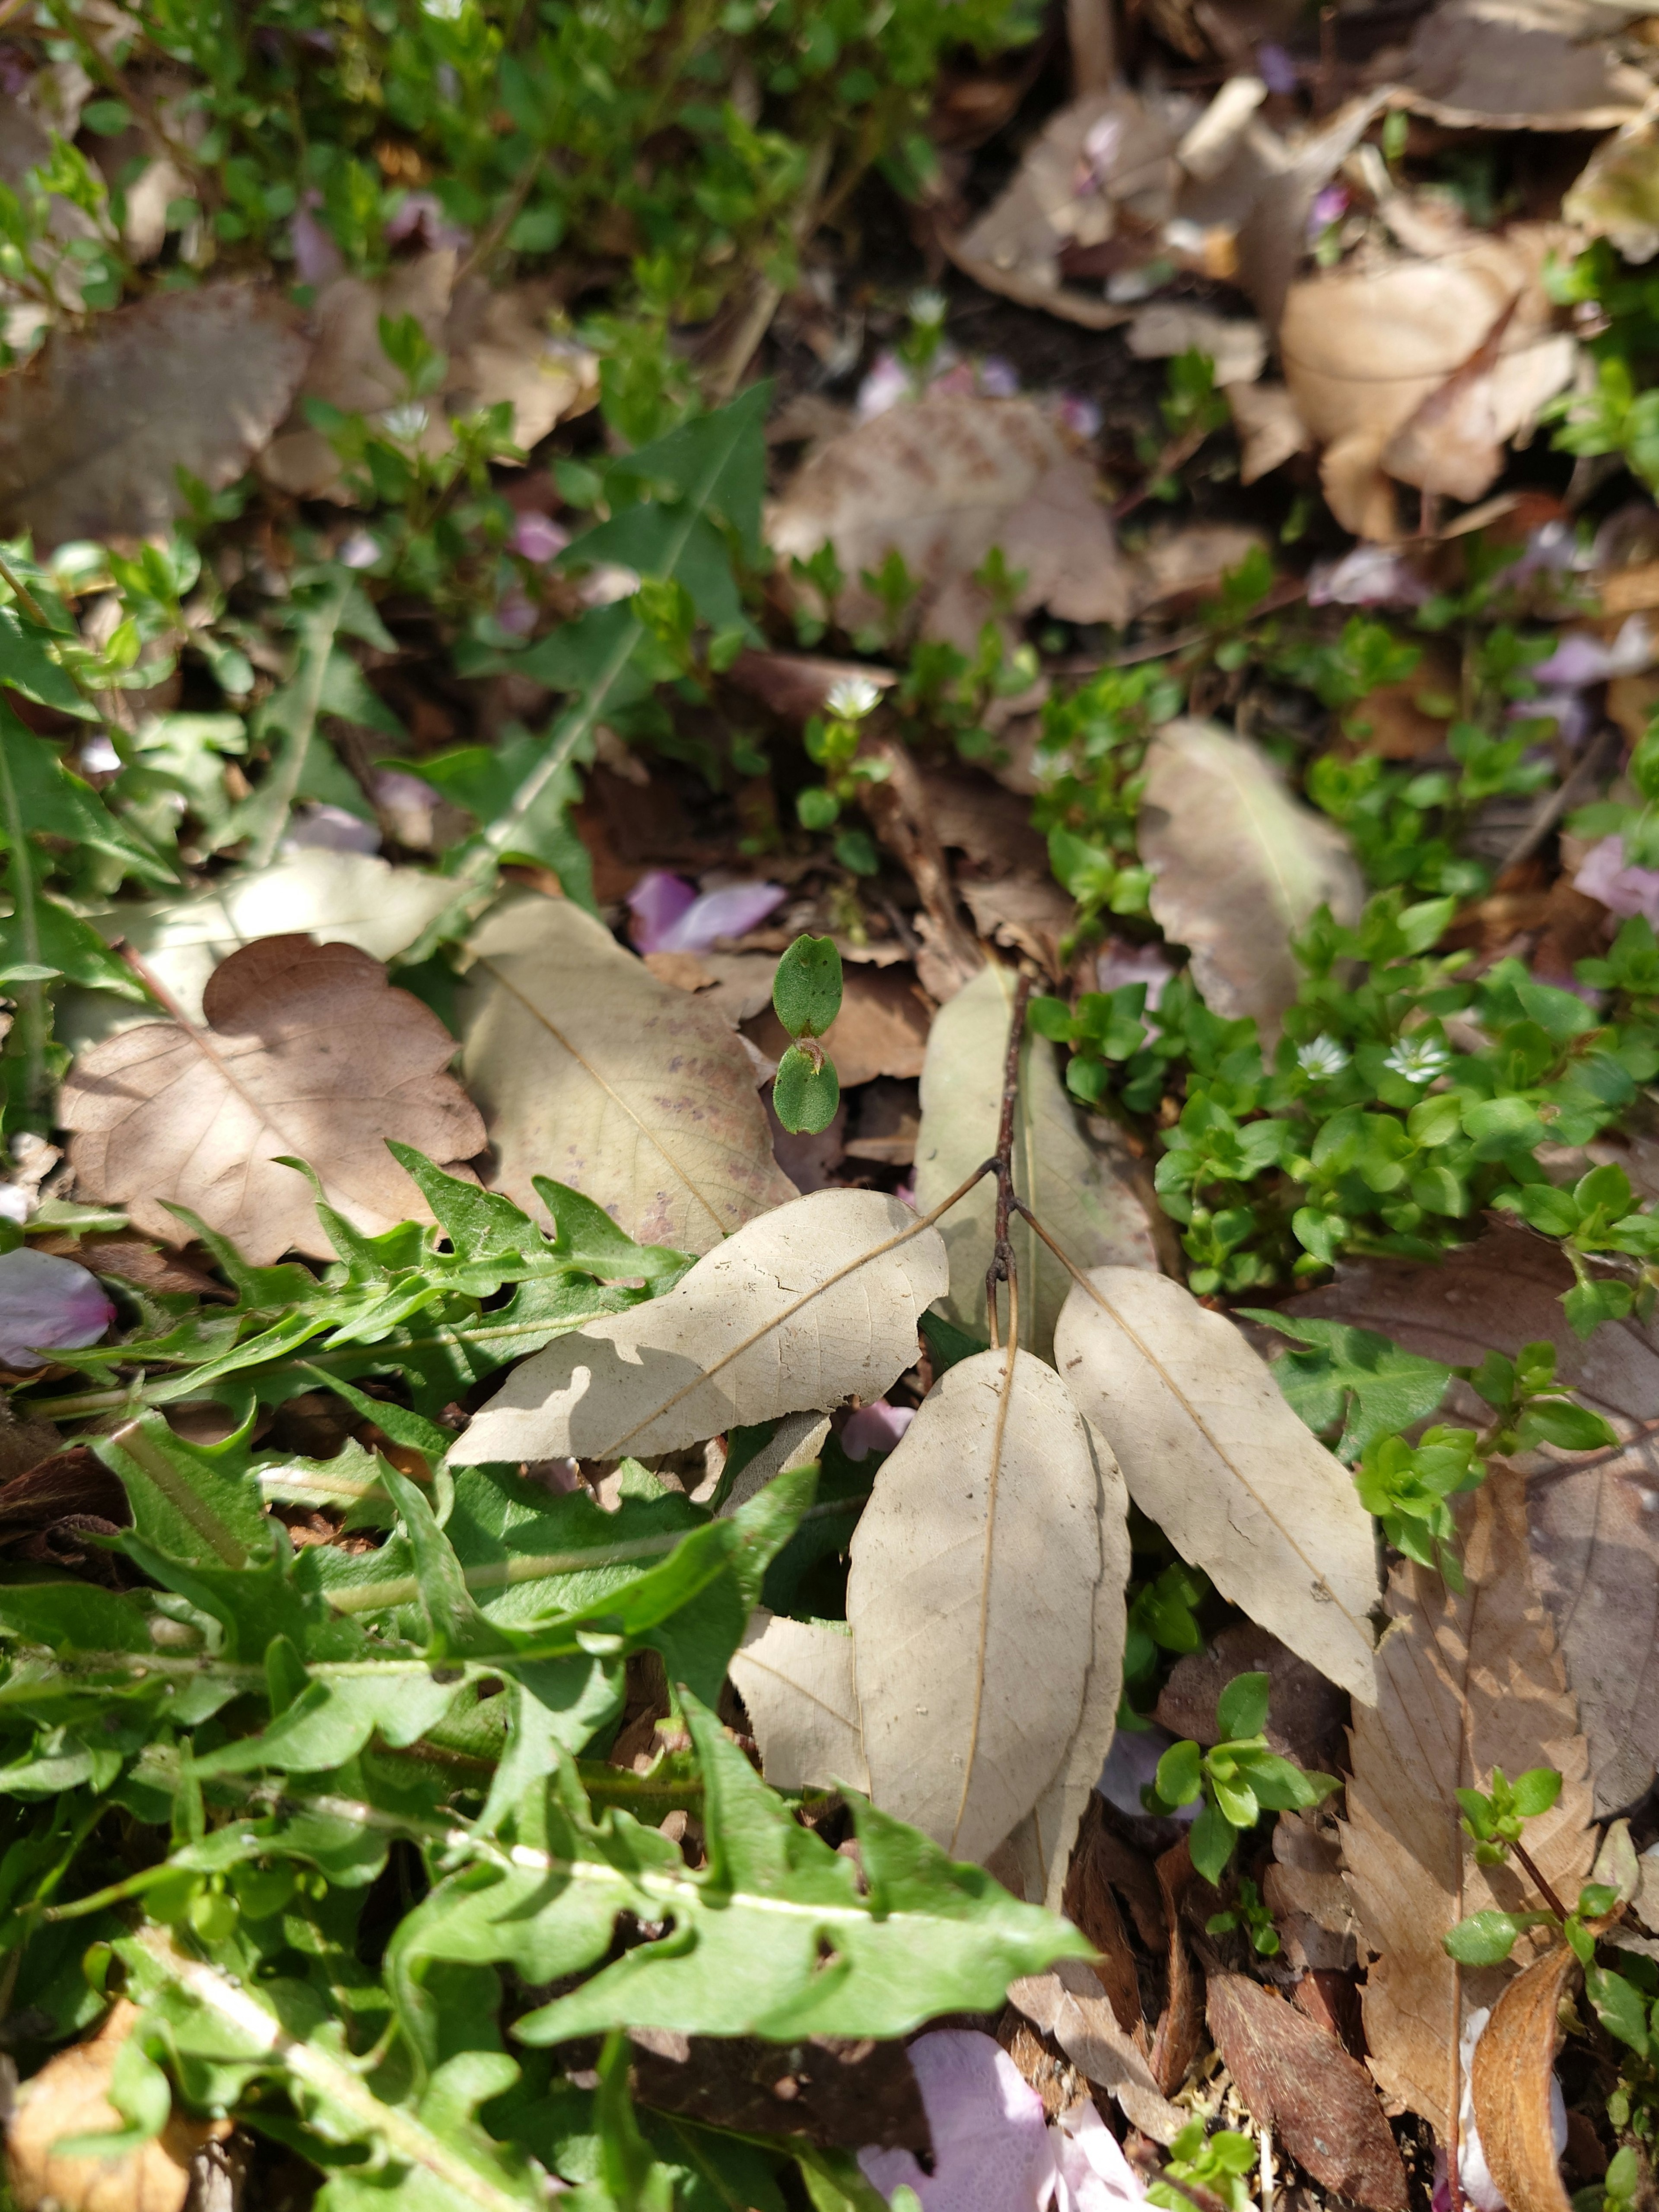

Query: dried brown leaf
left=1060, top=1799, right=1144, bottom=2034
left=1007, top=1956, right=1185, bottom=2142
left=1565, top=115, right=1659, bottom=264
left=1287, top=1228, right=1659, bottom=1813
left=1263, top=1811, right=1360, bottom=1973
left=60, top=936, right=484, bottom=1267
left=1205, top=1973, right=1409, bottom=2211
left=1228, top=381, right=1312, bottom=485
left=1371, top=0, right=1648, bottom=129
left=1150, top=1840, right=1205, bottom=2098
left=0, top=287, right=310, bottom=548
left=745, top=966, right=931, bottom=1089
left=1340, top=1468, right=1595, bottom=2139
left=1469, top=1947, right=1579, bottom=2212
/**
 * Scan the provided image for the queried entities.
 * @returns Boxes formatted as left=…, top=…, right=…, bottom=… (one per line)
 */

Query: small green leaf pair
left=1142, top=1671, right=1338, bottom=1885
left=771, top=932, right=843, bottom=1136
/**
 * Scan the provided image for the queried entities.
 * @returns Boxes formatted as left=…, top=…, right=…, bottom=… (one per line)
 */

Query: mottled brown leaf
left=1469, top=1947, right=1579, bottom=2212
left=1007, top=1956, right=1184, bottom=2142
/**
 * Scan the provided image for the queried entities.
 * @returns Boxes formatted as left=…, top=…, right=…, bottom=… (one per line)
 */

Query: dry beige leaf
left=1565, top=115, right=1659, bottom=264
left=1340, top=1469, right=1595, bottom=2139
left=912, top=962, right=1160, bottom=1359
left=1128, top=303, right=1266, bottom=386
left=1128, top=523, right=1270, bottom=615
left=0, top=287, right=310, bottom=549
left=1055, top=1266, right=1380, bottom=1700
left=1139, top=719, right=1363, bottom=1038
left=1372, top=0, right=1648, bottom=129
left=1286, top=1227, right=1659, bottom=1814
left=1469, top=1950, right=1579, bottom=2212
left=1008, top=1415, right=1133, bottom=1908
left=8, top=2001, right=226, bottom=2212
left=1280, top=228, right=1576, bottom=540
left=452, top=1187, right=947, bottom=1466
left=456, top=894, right=797, bottom=1256
left=1228, top=381, right=1312, bottom=484
left=60, top=936, right=484, bottom=1267
left=729, top=1609, right=870, bottom=1794
left=444, top=275, right=599, bottom=450
left=1007, top=1957, right=1185, bottom=2142
left=959, top=877, right=1075, bottom=979
left=846, top=1346, right=1100, bottom=1863
left=766, top=394, right=1135, bottom=640
left=1263, top=1811, right=1360, bottom=1972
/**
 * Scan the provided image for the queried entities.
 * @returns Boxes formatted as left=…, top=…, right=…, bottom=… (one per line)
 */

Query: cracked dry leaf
left=1370, top=0, right=1648, bottom=130
left=1469, top=1947, right=1579, bottom=2212
left=8, top=2000, right=226, bottom=2212
left=452, top=1186, right=948, bottom=1466
left=766, top=394, right=1135, bottom=640
left=1139, top=719, right=1363, bottom=1039
left=0, top=286, right=310, bottom=548
left=457, top=894, right=797, bottom=1257
left=1340, top=1469, right=1595, bottom=2140
left=1055, top=1267, right=1380, bottom=1700
left=1286, top=1228, right=1659, bottom=1814
left=60, top=936, right=485, bottom=1267
left=913, top=962, right=1160, bottom=1360
left=1007, top=1956, right=1184, bottom=2143
left=848, top=1347, right=1106, bottom=1865
left=729, top=1609, right=870, bottom=1795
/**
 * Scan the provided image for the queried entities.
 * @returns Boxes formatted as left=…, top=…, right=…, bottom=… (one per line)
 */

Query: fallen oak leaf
left=60, top=935, right=485, bottom=1267
left=451, top=1186, right=948, bottom=1465
left=1469, top=1948, right=1579, bottom=2212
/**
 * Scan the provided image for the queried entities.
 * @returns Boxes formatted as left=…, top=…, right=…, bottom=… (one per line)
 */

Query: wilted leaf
left=1007, top=1956, right=1185, bottom=2142
left=913, top=962, right=1160, bottom=1358
left=728, top=1609, right=870, bottom=1794
left=1370, top=0, right=1648, bottom=130
left=1054, top=1266, right=1380, bottom=1700
left=1469, top=1946, right=1579, bottom=2212
left=0, top=1248, right=113, bottom=1369
left=1262, top=1811, right=1361, bottom=1973
left=845, top=1346, right=1103, bottom=1864
left=456, top=893, right=797, bottom=1255
left=60, top=935, right=485, bottom=1266
left=1205, top=1973, right=1408, bottom=2210
left=1340, top=1468, right=1595, bottom=2138
left=452, top=1187, right=947, bottom=1465
left=767, top=394, right=1135, bottom=641
left=1287, top=1228, right=1659, bottom=1813
left=1139, top=719, right=1363, bottom=1037
left=0, top=286, right=310, bottom=548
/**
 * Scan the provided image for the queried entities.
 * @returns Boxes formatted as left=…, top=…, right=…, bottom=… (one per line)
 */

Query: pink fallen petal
left=1510, top=689, right=1592, bottom=745
left=1051, top=2101, right=1146, bottom=2212
left=0, top=1248, right=114, bottom=1368
left=979, top=356, right=1021, bottom=400
left=841, top=1401, right=915, bottom=1463
left=653, top=880, right=788, bottom=955
left=1096, top=939, right=1175, bottom=997
left=337, top=530, right=381, bottom=570
left=1533, top=615, right=1653, bottom=687
left=861, top=2032, right=1057, bottom=2212
left=384, top=190, right=472, bottom=253
left=1257, top=41, right=1298, bottom=90
left=1307, top=543, right=1430, bottom=608
left=1054, top=392, right=1103, bottom=442
left=497, top=587, right=538, bottom=636
left=289, top=192, right=343, bottom=289
left=1575, top=836, right=1659, bottom=926
left=1097, top=1725, right=1199, bottom=1824
left=509, top=511, right=571, bottom=564
left=282, top=804, right=381, bottom=856
left=855, top=350, right=915, bottom=423
left=626, top=872, right=699, bottom=953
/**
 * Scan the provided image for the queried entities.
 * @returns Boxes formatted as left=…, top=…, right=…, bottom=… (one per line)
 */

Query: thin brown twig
left=984, top=969, right=1033, bottom=1349
left=1125, top=2142, right=1231, bottom=2212
left=1512, top=1839, right=1572, bottom=1925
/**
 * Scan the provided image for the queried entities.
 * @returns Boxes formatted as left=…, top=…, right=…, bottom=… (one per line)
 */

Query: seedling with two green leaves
left=1141, top=1671, right=1338, bottom=1885
left=770, top=931, right=844, bottom=1135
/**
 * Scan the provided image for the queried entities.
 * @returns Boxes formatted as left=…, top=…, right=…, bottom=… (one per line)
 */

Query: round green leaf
left=772, top=1043, right=840, bottom=1135
left=772, top=934, right=844, bottom=1040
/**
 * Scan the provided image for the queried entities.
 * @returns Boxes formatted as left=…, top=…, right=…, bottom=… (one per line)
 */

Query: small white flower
left=1383, top=1033, right=1452, bottom=1085
left=423, top=0, right=464, bottom=18
left=908, top=287, right=948, bottom=328
left=825, top=676, right=882, bottom=722
left=1297, top=1034, right=1350, bottom=1080
left=379, top=402, right=430, bottom=443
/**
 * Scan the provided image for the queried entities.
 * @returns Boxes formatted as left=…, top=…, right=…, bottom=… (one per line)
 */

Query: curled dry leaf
left=1006, top=1956, right=1185, bottom=2143
left=845, top=1347, right=1101, bottom=1864
left=457, top=894, right=797, bottom=1256
left=1150, top=1841, right=1205, bottom=2098
left=1205, top=1974, right=1409, bottom=2211
left=7, top=2000, right=226, bottom=2212
left=1127, top=304, right=1267, bottom=387
left=913, top=962, right=1160, bottom=1360
left=60, top=936, right=485, bottom=1268
left=1340, top=1469, right=1595, bottom=2139
left=1370, top=0, right=1648, bottom=130
left=1228, top=382, right=1313, bottom=485
left=1139, top=719, right=1364, bottom=1040
left=1279, top=227, right=1576, bottom=541
left=766, top=394, right=1135, bottom=641
left=1287, top=1227, right=1659, bottom=1813
left=728, top=1609, right=870, bottom=1795
left=1054, top=1267, right=1380, bottom=1700
left=453, top=1187, right=947, bottom=1465
left=1469, top=1946, right=1579, bottom=2212
left=0, top=286, right=310, bottom=548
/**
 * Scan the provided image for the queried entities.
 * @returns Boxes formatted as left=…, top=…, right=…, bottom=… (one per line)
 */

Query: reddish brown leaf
left=1151, top=1840, right=1205, bottom=2097
left=1469, top=1947, right=1579, bottom=2212
left=1062, top=1798, right=1144, bottom=2035
left=1206, top=1972, right=1408, bottom=2210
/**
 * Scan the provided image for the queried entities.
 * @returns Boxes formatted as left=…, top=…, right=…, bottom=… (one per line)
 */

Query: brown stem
left=856, top=730, right=983, bottom=996
left=984, top=970, right=1033, bottom=1349
left=1112, top=421, right=1211, bottom=522
left=1512, top=1839, right=1572, bottom=1925
left=1126, top=2142, right=1233, bottom=2212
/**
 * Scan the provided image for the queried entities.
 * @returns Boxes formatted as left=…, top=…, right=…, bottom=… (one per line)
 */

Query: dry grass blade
left=452, top=1186, right=948, bottom=1465
left=1468, top=1946, right=1579, bottom=2212
left=60, top=935, right=485, bottom=1267
left=1340, top=1468, right=1595, bottom=2138
left=846, top=1345, right=1101, bottom=1863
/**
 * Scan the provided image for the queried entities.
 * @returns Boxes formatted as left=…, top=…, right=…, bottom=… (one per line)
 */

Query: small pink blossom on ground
left=1052, top=2101, right=1147, bottom=2212
left=1510, top=689, right=1592, bottom=745
left=384, top=190, right=472, bottom=253
left=841, top=1400, right=915, bottom=1462
left=337, top=530, right=381, bottom=570
left=289, top=191, right=343, bottom=288
left=625, top=870, right=787, bottom=955
left=1532, top=614, right=1653, bottom=687
left=1096, top=939, right=1175, bottom=998
left=855, top=349, right=916, bottom=422
left=509, top=511, right=570, bottom=564
left=0, top=1249, right=114, bottom=1369
left=1307, top=543, right=1430, bottom=608
left=282, top=805, right=380, bottom=856
left=1054, top=392, right=1103, bottom=442
left=1576, top=836, right=1659, bottom=926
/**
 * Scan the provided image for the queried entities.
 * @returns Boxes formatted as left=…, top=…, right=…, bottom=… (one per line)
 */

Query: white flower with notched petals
left=908, top=288, right=948, bottom=328
left=1383, top=1033, right=1452, bottom=1085
left=379, top=402, right=430, bottom=442
left=1297, top=1034, right=1350, bottom=1080
left=825, top=676, right=882, bottom=722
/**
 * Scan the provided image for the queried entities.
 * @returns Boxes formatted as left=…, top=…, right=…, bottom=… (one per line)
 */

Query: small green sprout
left=1147, top=2122, right=1259, bottom=2212
left=1206, top=1875, right=1280, bottom=1958
left=1142, top=1671, right=1338, bottom=1884
left=771, top=933, right=842, bottom=1136
left=1457, top=1764, right=1562, bottom=1864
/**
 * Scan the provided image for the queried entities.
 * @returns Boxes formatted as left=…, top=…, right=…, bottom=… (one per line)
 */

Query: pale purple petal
left=654, top=880, right=788, bottom=954
left=1307, top=543, right=1430, bottom=608
left=0, top=1248, right=114, bottom=1368
left=1307, top=182, right=1348, bottom=237
left=1575, top=836, right=1659, bottom=925
left=1096, top=939, right=1175, bottom=996
left=497, top=587, right=537, bottom=636
left=627, top=871, right=699, bottom=953
left=289, top=193, right=343, bottom=288
left=509, top=511, right=570, bottom=564
left=861, top=2033, right=1057, bottom=2212
left=979, top=356, right=1021, bottom=400
left=1533, top=618, right=1653, bottom=687
left=841, top=1401, right=915, bottom=1463
left=856, top=350, right=915, bottom=423
left=371, top=769, right=440, bottom=813
left=1257, top=41, right=1298, bottom=91
left=1055, top=392, right=1103, bottom=442
left=282, top=804, right=381, bottom=856
left=385, top=190, right=472, bottom=253
left=1097, top=1725, right=1198, bottom=1824
left=337, top=530, right=381, bottom=570
left=1510, top=689, right=1592, bottom=745
left=1051, top=2102, right=1146, bottom=2212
